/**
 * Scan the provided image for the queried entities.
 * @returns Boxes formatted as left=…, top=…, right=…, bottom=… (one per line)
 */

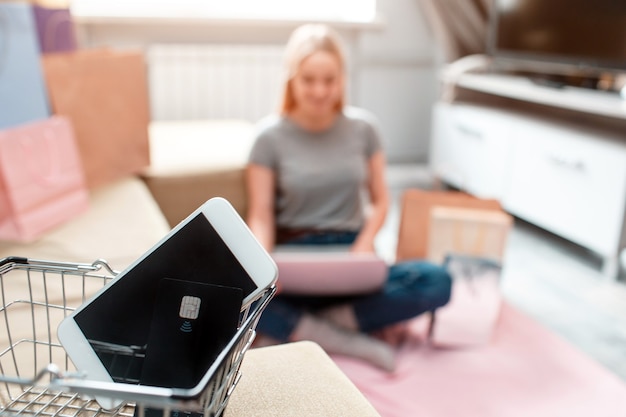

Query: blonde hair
left=279, top=24, right=347, bottom=114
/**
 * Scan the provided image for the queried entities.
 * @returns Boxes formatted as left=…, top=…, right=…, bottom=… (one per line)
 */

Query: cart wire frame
left=0, top=257, right=276, bottom=417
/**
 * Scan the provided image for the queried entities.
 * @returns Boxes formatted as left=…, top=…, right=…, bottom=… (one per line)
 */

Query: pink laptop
left=272, top=248, right=388, bottom=296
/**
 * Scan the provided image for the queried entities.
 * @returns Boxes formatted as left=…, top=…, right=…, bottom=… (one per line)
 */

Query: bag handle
left=42, top=11, right=75, bottom=52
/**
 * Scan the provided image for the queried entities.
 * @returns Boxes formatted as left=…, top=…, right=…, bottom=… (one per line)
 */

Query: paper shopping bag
left=0, top=2, right=51, bottom=129
left=427, top=206, right=513, bottom=264
left=0, top=116, right=89, bottom=242
left=42, top=49, right=151, bottom=188
left=431, top=254, right=503, bottom=347
left=396, top=189, right=503, bottom=262
left=32, top=5, right=78, bottom=53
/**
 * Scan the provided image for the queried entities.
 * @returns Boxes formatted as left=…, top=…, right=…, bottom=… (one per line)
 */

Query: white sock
left=291, top=314, right=396, bottom=372
left=315, top=304, right=359, bottom=331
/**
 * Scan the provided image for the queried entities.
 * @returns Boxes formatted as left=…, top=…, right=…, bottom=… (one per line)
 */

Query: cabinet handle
left=455, top=124, right=483, bottom=140
left=547, top=154, right=586, bottom=172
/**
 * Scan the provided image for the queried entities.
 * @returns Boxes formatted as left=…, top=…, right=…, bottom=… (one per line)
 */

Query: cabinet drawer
left=503, top=119, right=626, bottom=255
left=430, top=103, right=464, bottom=187
left=430, top=103, right=513, bottom=199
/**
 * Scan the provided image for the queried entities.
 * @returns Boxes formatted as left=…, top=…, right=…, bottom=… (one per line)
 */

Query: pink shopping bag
left=431, top=254, right=503, bottom=347
left=0, top=116, right=89, bottom=242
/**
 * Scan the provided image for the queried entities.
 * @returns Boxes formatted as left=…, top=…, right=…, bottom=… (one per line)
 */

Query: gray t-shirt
left=248, top=107, right=383, bottom=231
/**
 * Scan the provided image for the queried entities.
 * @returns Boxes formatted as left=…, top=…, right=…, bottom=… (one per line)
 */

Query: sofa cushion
left=141, top=120, right=255, bottom=227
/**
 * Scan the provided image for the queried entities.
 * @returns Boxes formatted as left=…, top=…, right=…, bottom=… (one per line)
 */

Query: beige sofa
left=0, top=177, right=168, bottom=267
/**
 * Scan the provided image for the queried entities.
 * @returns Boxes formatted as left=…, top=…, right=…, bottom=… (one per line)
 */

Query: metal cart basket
left=0, top=256, right=275, bottom=417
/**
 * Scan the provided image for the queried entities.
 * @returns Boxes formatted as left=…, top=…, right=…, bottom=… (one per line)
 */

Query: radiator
left=147, top=44, right=285, bottom=122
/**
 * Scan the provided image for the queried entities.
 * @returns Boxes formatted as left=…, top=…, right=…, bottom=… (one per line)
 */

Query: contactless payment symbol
left=180, top=322, right=193, bottom=333
left=179, top=296, right=201, bottom=333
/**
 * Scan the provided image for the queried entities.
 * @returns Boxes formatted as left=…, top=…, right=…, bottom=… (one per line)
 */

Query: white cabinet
left=430, top=100, right=626, bottom=279
left=430, top=103, right=514, bottom=200
left=503, top=118, right=626, bottom=262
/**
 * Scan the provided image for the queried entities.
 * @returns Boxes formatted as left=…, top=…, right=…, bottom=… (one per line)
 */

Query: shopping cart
left=0, top=256, right=276, bottom=417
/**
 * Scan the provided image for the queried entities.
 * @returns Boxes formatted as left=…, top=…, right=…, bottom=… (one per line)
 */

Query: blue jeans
left=258, top=231, right=452, bottom=341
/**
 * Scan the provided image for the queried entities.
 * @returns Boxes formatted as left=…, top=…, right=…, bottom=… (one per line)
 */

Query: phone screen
left=73, top=213, right=257, bottom=384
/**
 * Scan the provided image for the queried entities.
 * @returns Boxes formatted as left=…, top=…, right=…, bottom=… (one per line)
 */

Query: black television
left=487, top=0, right=626, bottom=77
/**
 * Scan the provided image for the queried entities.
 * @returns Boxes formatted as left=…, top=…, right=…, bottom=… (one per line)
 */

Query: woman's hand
left=350, top=238, right=376, bottom=254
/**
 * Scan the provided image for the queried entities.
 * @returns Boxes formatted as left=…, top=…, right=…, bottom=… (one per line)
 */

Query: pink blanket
left=333, top=303, right=626, bottom=417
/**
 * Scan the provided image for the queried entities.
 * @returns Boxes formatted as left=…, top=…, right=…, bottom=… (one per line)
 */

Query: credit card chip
left=179, top=296, right=201, bottom=319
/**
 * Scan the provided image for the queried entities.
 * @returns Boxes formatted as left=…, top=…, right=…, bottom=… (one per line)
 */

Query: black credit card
left=140, top=278, right=242, bottom=388
left=135, top=278, right=242, bottom=417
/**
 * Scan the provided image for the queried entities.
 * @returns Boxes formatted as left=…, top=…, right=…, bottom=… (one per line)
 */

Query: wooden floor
left=380, top=164, right=626, bottom=382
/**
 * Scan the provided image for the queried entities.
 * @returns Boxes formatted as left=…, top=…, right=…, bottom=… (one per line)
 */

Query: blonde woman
left=246, top=24, right=451, bottom=371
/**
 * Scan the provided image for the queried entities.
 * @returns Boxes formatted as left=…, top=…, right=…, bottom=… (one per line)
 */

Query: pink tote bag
left=0, top=116, right=89, bottom=242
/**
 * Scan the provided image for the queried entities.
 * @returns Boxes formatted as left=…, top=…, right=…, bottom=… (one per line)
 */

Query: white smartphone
left=57, top=198, right=277, bottom=410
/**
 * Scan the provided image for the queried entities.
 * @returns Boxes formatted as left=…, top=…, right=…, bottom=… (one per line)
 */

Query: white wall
left=75, top=1, right=440, bottom=163
left=356, top=0, right=439, bottom=163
